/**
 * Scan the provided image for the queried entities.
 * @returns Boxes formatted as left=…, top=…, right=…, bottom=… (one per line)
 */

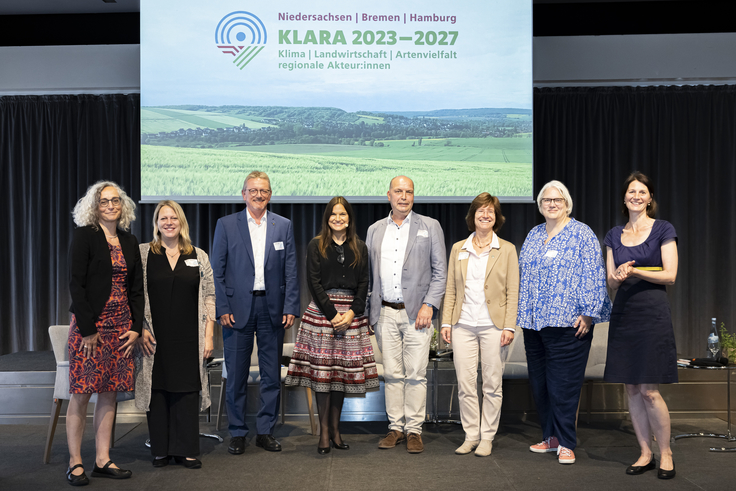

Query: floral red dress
left=68, top=243, right=134, bottom=394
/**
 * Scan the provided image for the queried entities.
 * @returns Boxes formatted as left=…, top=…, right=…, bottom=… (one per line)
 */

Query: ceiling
left=0, top=0, right=692, bottom=15
left=0, top=0, right=139, bottom=15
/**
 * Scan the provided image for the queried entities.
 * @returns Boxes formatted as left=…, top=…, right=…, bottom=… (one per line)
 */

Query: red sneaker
left=558, top=446, right=576, bottom=464
left=529, top=436, right=559, bottom=453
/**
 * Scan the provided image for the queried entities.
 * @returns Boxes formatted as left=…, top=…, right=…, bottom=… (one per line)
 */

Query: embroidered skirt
left=285, top=290, right=379, bottom=394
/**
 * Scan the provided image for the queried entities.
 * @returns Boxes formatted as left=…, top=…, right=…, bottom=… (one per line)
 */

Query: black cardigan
left=68, top=225, right=144, bottom=337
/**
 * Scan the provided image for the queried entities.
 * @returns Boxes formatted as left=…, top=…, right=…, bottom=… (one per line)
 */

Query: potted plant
left=719, top=323, right=736, bottom=365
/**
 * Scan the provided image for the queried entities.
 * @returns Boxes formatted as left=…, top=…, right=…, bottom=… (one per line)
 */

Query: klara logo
left=215, top=11, right=267, bottom=70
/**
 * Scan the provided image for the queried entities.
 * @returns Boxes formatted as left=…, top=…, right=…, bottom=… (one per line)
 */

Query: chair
left=583, top=322, right=609, bottom=423
left=44, top=325, right=130, bottom=464
left=215, top=340, right=317, bottom=435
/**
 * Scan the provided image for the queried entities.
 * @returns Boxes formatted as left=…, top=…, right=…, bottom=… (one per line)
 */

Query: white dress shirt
left=380, top=211, right=413, bottom=303
left=248, top=210, right=268, bottom=291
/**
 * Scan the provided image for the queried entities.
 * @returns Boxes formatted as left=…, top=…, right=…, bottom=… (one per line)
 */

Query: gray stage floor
left=1, top=417, right=733, bottom=490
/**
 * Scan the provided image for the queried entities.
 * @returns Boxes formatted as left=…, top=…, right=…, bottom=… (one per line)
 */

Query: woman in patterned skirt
left=517, top=180, right=611, bottom=465
left=285, top=197, right=379, bottom=454
left=66, top=181, right=143, bottom=486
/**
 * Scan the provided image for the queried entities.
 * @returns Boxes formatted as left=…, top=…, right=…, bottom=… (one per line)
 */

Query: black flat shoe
left=152, top=456, right=170, bottom=468
left=174, top=456, right=202, bottom=469
left=228, top=436, right=245, bottom=455
left=658, top=461, right=676, bottom=479
left=91, top=460, right=132, bottom=479
left=317, top=445, right=331, bottom=455
left=626, top=456, right=656, bottom=475
left=66, top=464, right=89, bottom=486
left=255, top=434, right=282, bottom=452
left=331, top=439, right=350, bottom=450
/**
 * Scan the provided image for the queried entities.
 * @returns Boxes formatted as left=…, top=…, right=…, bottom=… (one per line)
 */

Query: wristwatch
left=424, top=302, right=434, bottom=309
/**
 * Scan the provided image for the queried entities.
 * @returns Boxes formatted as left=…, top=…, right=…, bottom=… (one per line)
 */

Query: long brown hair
left=317, top=197, right=361, bottom=267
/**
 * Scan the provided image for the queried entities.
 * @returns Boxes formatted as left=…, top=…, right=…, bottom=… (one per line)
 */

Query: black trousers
left=147, top=389, right=200, bottom=457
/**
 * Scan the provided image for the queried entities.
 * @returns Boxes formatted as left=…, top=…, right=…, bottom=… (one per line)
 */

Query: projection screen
left=141, top=0, right=532, bottom=202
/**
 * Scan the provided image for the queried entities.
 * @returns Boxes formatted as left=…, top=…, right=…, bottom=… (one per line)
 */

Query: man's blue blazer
left=211, top=209, right=300, bottom=329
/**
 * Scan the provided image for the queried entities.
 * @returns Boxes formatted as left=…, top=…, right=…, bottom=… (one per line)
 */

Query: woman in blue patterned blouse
left=517, top=180, right=611, bottom=465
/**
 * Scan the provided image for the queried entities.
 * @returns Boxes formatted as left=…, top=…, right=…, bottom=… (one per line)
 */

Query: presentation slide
left=141, top=0, right=532, bottom=202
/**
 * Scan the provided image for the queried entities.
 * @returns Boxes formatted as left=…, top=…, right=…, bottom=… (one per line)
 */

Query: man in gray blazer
left=366, top=175, right=447, bottom=453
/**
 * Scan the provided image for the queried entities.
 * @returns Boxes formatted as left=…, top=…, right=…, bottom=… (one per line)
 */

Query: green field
left=237, top=138, right=532, bottom=163
left=141, top=138, right=532, bottom=197
left=141, top=108, right=275, bottom=133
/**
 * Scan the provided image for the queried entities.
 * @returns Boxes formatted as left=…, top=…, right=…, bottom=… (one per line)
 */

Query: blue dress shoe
left=255, top=434, right=282, bottom=452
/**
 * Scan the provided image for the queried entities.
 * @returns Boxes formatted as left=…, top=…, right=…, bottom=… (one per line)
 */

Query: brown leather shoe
left=407, top=433, right=424, bottom=453
left=378, top=430, right=406, bottom=449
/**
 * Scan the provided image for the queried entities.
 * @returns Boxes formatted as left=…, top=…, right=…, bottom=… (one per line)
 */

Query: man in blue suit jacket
left=366, top=176, right=447, bottom=454
left=211, top=171, right=300, bottom=455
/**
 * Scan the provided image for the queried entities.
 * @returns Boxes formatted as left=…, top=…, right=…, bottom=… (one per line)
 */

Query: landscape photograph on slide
left=141, top=105, right=532, bottom=198
left=141, top=0, right=532, bottom=200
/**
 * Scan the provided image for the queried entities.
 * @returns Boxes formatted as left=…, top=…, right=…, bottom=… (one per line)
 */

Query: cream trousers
left=451, top=323, right=508, bottom=441
left=375, top=306, right=433, bottom=435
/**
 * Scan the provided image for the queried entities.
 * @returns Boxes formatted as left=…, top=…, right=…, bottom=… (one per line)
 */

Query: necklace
left=105, top=234, right=118, bottom=239
left=473, top=235, right=492, bottom=249
left=165, top=249, right=180, bottom=258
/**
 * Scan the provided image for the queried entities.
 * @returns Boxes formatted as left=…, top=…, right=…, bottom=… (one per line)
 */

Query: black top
left=306, top=237, right=369, bottom=320
left=147, top=248, right=201, bottom=392
left=68, top=226, right=144, bottom=337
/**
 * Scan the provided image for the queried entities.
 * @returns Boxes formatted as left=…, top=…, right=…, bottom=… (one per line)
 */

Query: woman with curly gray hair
left=65, top=181, right=143, bottom=486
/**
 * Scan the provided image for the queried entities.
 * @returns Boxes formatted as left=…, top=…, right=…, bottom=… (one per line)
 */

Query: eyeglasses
left=335, top=244, right=345, bottom=265
left=541, top=198, right=565, bottom=206
left=244, top=188, right=272, bottom=197
left=99, top=197, right=122, bottom=207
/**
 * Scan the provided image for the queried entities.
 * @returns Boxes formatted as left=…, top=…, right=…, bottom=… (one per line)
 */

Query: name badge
left=417, top=230, right=429, bottom=238
left=184, top=259, right=199, bottom=267
left=458, top=251, right=470, bottom=260
left=544, top=250, right=558, bottom=258
left=274, top=241, right=284, bottom=250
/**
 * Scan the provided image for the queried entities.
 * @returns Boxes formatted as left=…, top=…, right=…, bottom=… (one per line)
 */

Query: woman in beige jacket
left=440, top=192, right=519, bottom=457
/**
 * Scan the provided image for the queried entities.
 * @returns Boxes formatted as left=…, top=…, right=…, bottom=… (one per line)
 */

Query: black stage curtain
left=0, top=94, right=140, bottom=353
left=2, top=86, right=734, bottom=357
left=534, top=85, right=736, bottom=357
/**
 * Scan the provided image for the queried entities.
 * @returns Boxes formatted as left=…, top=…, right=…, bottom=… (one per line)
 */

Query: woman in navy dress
left=604, top=172, right=678, bottom=479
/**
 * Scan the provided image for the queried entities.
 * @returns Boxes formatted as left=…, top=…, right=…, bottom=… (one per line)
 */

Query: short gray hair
left=536, top=180, right=573, bottom=216
left=72, top=181, right=136, bottom=231
left=242, top=171, right=271, bottom=192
